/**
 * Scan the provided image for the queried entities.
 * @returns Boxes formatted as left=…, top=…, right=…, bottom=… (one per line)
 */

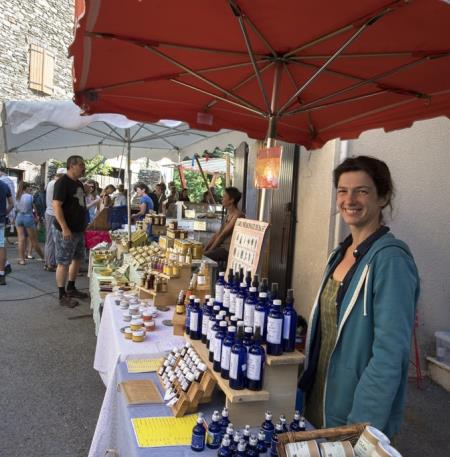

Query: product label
left=215, top=284, right=224, bottom=302
left=229, top=352, right=239, bottom=379
left=244, top=303, right=255, bottom=327
left=221, top=345, right=231, bottom=370
left=201, top=315, right=209, bottom=335
left=209, top=330, right=217, bottom=349
left=206, top=430, right=221, bottom=447
left=214, top=337, right=222, bottom=362
left=190, top=313, right=198, bottom=332
left=207, top=319, right=215, bottom=341
left=319, top=442, right=348, bottom=457
left=191, top=433, right=205, bottom=450
left=229, top=292, right=237, bottom=314
left=285, top=441, right=319, bottom=457
left=197, top=275, right=206, bottom=285
left=254, top=310, right=265, bottom=336
left=283, top=315, right=291, bottom=339
left=266, top=317, right=282, bottom=344
left=247, top=353, right=262, bottom=381
left=235, top=297, right=244, bottom=319
left=223, top=289, right=230, bottom=309
left=354, top=435, right=377, bottom=457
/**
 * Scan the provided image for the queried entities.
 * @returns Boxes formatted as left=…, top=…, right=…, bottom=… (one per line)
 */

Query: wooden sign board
left=226, top=218, right=269, bottom=278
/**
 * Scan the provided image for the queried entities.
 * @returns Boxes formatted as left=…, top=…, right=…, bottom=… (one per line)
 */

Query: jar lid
left=125, top=327, right=132, bottom=334
left=132, top=330, right=145, bottom=337
left=131, top=318, right=144, bottom=325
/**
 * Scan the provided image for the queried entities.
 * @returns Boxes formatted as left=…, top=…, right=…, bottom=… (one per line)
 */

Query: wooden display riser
left=136, top=265, right=191, bottom=307
left=186, top=335, right=305, bottom=427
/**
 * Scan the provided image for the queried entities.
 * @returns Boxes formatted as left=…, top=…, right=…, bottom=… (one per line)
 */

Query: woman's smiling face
left=336, top=171, right=387, bottom=230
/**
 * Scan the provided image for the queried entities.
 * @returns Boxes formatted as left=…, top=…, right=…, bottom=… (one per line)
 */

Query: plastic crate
left=435, top=331, right=450, bottom=365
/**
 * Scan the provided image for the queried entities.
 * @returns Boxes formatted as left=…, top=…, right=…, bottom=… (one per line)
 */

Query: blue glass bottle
left=229, top=272, right=240, bottom=316
left=207, top=305, right=221, bottom=349
left=217, top=434, right=232, bottom=457
left=221, top=325, right=236, bottom=380
left=239, top=267, right=244, bottom=283
left=244, top=286, right=258, bottom=328
left=235, top=439, right=247, bottom=457
left=225, top=423, right=234, bottom=439
left=289, top=411, right=301, bottom=432
left=230, top=431, right=241, bottom=455
left=229, top=325, right=247, bottom=390
left=215, top=271, right=226, bottom=304
left=201, top=299, right=212, bottom=344
left=279, top=414, right=288, bottom=433
left=206, top=410, right=222, bottom=449
left=266, top=299, right=283, bottom=356
left=219, top=407, right=230, bottom=437
left=257, top=429, right=269, bottom=456
left=242, top=424, right=251, bottom=442
left=247, top=435, right=259, bottom=457
left=223, top=269, right=234, bottom=316
left=189, top=298, right=202, bottom=340
left=254, top=292, right=269, bottom=343
left=185, top=294, right=196, bottom=335
left=247, top=325, right=265, bottom=391
left=209, top=316, right=223, bottom=362
left=252, top=274, right=260, bottom=290
left=213, top=320, right=228, bottom=372
left=235, top=282, right=247, bottom=321
left=282, top=289, right=297, bottom=352
left=261, top=411, right=275, bottom=447
left=191, top=412, right=206, bottom=452
left=270, top=423, right=283, bottom=457
left=299, top=416, right=306, bottom=432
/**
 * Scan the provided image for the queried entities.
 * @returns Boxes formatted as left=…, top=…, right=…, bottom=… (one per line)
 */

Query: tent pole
left=125, top=128, right=132, bottom=247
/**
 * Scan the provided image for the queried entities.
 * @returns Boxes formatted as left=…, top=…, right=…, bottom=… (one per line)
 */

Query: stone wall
left=0, top=0, right=74, bottom=102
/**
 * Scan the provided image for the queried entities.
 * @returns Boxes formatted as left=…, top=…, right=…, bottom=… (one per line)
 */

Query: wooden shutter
left=29, top=44, right=54, bottom=95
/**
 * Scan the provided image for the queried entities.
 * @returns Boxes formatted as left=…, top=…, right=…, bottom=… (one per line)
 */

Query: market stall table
left=94, top=294, right=185, bottom=385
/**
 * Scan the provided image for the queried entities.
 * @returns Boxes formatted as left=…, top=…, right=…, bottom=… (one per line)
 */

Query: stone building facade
left=0, top=0, right=75, bottom=102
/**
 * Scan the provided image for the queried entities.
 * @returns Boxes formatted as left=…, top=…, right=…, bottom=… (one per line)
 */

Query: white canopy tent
left=0, top=100, right=252, bottom=242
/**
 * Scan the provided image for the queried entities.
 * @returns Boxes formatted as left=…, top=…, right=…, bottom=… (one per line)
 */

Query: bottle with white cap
left=266, top=299, right=283, bottom=356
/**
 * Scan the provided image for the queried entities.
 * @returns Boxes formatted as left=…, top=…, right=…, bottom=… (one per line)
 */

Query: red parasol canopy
left=70, top=0, right=450, bottom=149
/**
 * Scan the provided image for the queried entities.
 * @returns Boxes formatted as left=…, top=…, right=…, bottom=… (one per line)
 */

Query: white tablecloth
left=94, top=294, right=185, bottom=385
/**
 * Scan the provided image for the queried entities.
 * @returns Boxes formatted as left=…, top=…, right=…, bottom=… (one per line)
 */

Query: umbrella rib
left=284, top=1, right=402, bottom=58
left=140, top=44, right=264, bottom=115
left=130, top=123, right=147, bottom=141
left=170, top=79, right=266, bottom=117
left=285, top=54, right=441, bottom=116
left=319, top=89, right=450, bottom=134
left=99, top=122, right=127, bottom=141
left=234, top=9, right=271, bottom=113
left=205, top=62, right=274, bottom=111
left=7, top=126, right=61, bottom=153
left=85, top=124, right=124, bottom=142
left=291, top=51, right=424, bottom=60
left=278, top=13, right=388, bottom=116
left=138, top=123, right=208, bottom=141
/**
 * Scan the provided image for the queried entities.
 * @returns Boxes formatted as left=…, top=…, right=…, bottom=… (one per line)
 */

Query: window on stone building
left=29, top=44, right=55, bottom=95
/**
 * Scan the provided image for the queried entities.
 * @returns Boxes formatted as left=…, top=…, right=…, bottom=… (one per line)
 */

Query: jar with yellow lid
left=132, top=329, right=145, bottom=342
left=130, top=318, right=144, bottom=331
left=124, top=327, right=132, bottom=340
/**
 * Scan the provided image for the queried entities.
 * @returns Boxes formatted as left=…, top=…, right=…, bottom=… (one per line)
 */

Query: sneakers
left=0, top=275, right=6, bottom=286
left=59, top=294, right=79, bottom=308
left=66, top=288, right=89, bottom=300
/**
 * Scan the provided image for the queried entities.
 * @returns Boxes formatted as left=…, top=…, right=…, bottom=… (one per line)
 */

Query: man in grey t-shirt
left=44, top=168, right=66, bottom=271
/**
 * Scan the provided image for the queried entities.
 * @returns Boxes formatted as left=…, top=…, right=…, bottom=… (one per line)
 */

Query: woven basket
left=277, top=422, right=369, bottom=457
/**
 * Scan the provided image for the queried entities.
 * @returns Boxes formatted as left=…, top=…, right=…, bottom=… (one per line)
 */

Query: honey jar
left=124, top=327, right=132, bottom=340
left=132, top=329, right=145, bottom=342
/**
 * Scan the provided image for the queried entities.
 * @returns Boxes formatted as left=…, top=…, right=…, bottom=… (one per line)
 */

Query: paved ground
left=0, top=244, right=449, bottom=456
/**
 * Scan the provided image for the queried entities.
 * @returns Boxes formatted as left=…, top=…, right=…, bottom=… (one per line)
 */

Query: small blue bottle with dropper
left=261, top=410, right=275, bottom=447
left=217, top=434, right=232, bottom=457
left=206, top=410, right=222, bottom=449
left=190, top=412, right=206, bottom=452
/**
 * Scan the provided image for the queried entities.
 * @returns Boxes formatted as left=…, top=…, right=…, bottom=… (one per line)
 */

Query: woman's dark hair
left=333, top=155, right=394, bottom=217
left=224, top=186, right=242, bottom=206
left=16, top=181, right=31, bottom=200
left=134, top=182, right=150, bottom=194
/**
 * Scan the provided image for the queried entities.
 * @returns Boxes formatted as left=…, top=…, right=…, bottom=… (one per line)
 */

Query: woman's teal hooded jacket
left=302, top=232, right=420, bottom=438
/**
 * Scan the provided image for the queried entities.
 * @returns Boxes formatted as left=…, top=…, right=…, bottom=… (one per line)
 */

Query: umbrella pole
left=258, top=63, right=281, bottom=221
left=125, top=128, right=132, bottom=247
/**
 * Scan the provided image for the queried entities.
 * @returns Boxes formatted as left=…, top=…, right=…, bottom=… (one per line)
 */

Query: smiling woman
left=300, top=156, right=419, bottom=439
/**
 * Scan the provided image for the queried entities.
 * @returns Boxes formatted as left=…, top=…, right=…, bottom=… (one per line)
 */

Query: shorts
left=54, top=229, right=85, bottom=265
left=0, top=223, right=5, bottom=248
left=15, top=213, right=36, bottom=229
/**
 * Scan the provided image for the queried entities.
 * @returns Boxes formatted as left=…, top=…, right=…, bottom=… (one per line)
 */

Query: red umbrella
left=70, top=0, right=450, bottom=149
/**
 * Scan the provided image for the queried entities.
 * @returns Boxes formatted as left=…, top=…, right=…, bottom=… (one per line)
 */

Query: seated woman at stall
left=204, top=186, right=244, bottom=262
left=131, top=182, right=154, bottom=222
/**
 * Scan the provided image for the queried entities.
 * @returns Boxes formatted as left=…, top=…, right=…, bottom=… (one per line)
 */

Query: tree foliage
left=50, top=155, right=113, bottom=178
